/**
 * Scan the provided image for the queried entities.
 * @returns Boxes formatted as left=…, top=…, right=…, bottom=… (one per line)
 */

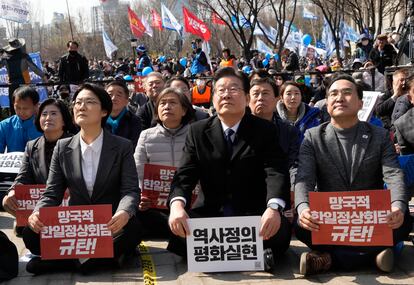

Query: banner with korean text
left=40, top=204, right=113, bottom=260
left=187, top=216, right=263, bottom=272
left=0, top=152, right=23, bottom=173
left=309, top=190, right=393, bottom=246
left=142, top=164, right=200, bottom=209
left=15, top=185, right=70, bottom=226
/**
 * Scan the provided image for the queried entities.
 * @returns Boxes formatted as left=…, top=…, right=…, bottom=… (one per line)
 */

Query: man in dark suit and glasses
left=167, top=67, right=291, bottom=271
left=295, top=73, right=412, bottom=276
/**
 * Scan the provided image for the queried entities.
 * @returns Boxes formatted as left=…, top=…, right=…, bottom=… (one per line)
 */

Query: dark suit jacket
left=105, top=109, right=142, bottom=149
left=35, top=130, right=139, bottom=216
left=11, top=134, right=72, bottom=190
left=295, top=121, right=408, bottom=214
left=394, top=108, right=414, bottom=155
left=168, top=113, right=288, bottom=216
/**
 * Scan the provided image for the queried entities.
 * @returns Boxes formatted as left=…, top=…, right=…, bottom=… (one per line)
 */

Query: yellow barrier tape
left=138, top=242, right=157, bottom=285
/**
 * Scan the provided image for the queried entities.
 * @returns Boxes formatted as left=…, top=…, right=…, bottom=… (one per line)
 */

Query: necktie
left=225, top=128, right=235, bottom=156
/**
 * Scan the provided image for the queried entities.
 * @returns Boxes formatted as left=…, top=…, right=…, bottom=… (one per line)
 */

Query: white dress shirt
left=80, top=130, right=104, bottom=197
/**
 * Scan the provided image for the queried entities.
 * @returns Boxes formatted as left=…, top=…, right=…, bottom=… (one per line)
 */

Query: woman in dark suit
left=2, top=99, right=74, bottom=216
left=23, top=84, right=142, bottom=275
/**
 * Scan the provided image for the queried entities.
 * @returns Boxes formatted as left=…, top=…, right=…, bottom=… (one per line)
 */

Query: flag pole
left=65, top=0, right=74, bottom=41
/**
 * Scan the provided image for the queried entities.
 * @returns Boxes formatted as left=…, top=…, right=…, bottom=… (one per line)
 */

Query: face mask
left=69, top=50, right=77, bottom=56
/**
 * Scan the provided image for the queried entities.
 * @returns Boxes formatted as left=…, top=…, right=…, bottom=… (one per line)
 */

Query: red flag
left=128, top=7, right=146, bottom=38
left=151, top=9, right=163, bottom=30
left=212, top=12, right=226, bottom=25
left=183, top=7, right=211, bottom=41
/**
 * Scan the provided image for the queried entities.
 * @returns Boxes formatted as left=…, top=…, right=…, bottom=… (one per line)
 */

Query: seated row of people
left=1, top=68, right=412, bottom=277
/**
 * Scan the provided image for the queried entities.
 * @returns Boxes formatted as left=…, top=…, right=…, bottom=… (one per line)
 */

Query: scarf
left=106, top=107, right=127, bottom=134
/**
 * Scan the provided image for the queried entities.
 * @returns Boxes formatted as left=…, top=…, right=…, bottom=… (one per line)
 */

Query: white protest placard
left=187, top=216, right=263, bottom=272
left=0, top=0, right=29, bottom=23
left=358, top=91, right=381, bottom=122
left=0, top=152, right=24, bottom=173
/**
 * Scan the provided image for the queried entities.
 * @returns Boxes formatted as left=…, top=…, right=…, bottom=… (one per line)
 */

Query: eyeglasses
left=73, top=99, right=100, bottom=107
left=215, top=86, right=243, bottom=96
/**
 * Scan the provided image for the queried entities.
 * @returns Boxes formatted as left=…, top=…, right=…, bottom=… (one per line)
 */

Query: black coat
left=106, top=109, right=142, bottom=149
left=168, top=114, right=288, bottom=216
left=369, top=44, right=396, bottom=74
left=58, top=52, right=89, bottom=83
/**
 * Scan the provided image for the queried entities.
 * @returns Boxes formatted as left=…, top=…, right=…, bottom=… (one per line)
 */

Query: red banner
left=133, top=75, right=145, bottom=93
left=40, top=205, right=113, bottom=260
left=15, top=185, right=70, bottom=227
left=151, top=9, right=163, bottom=30
left=183, top=6, right=211, bottom=42
left=128, top=7, right=146, bottom=38
left=309, top=190, right=393, bottom=246
left=212, top=12, right=226, bottom=26
left=142, top=164, right=200, bottom=209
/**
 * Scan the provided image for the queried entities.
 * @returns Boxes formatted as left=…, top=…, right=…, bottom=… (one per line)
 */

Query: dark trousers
left=294, top=211, right=413, bottom=270
left=23, top=215, right=143, bottom=262
left=167, top=209, right=292, bottom=257
left=137, top=209, right=172, bottom=239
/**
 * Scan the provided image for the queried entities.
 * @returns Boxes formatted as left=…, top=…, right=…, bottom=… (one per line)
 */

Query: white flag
left=102, top=30, right=118, bottom=59
left=141, top=15, right=153, bottom=37
left=161, top=3, right=182, bottom=35
left=254, top=22, right=277, bottom=43
left=256, top=38, right=273, bottom=54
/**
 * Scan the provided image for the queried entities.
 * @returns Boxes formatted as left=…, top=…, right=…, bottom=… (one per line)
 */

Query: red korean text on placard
left=309, top=190, right=392, bottom=246
left=40, top=204, right=113, bottom=260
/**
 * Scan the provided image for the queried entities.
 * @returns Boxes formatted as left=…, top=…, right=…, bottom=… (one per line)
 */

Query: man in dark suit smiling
left=167, top=67, right=291, bottom=270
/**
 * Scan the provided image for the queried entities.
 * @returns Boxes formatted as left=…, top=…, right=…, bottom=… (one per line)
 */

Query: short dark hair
left=154, top=87, right=195, bottom=126
left=35, top=98, right=75, bottom=133
left=67, top=40, right=79, bottom=48
left=326, top=73, right=363, bottom=100
left=73, top=83, right=112, bottom=127
left=222, top=48, right=230, bottom=54
left=250, top=78, right=279, bottom=97
left=105, top=80, right=129, bottom=98
left=165, top=76, right=190, bottom=89
left=279, top=81, right=302, bottom=98
left=13, top=86, right=39, bottom=105
left=213, top=67, right=250, bottom=94
left=249, top=68, right=271, bottom=81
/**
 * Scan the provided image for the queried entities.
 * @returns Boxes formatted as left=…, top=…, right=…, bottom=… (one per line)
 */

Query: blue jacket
left=0, top=115, right=42, bottom=153
left=191, top=49, right=208, bottom=75
left=276, top=102, right=321, bottom=143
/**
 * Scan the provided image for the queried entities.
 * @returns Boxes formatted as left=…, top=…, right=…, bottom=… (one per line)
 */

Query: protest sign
left=40, top=204, right=113, bottom=260
left=15, top=185, right=70, bottom=226
left=0, top=52, right=48, bottom=107
left=309, top=190, right=392, bottom=246
left=133, top=75, right=145, bottom=93
left=0, top=152, right=23, bottom=173
left=142, top=163, right=200, bottom=209
left=187, top=216, right=263, bottom=272
left=358, top=91, right=381, bottom=122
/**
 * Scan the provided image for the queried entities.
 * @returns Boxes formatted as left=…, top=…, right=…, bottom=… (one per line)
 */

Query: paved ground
left=2, top=210, right=414, bottom=285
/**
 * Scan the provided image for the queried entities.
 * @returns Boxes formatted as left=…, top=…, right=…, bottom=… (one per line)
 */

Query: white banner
left=141, top=15, right=153, bottom=37
left=256, top=38, right=273, bottom=54
left=0, top=152, right=24, bottom=173
left=0, top=0, right=29, bottom=23
left=358, top=91, right=381, bottom=122
left=187, top=216, right=263, bottom=272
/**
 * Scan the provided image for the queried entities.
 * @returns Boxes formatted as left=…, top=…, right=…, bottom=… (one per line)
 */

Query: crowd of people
left=0, top=33, right=413, bottom=280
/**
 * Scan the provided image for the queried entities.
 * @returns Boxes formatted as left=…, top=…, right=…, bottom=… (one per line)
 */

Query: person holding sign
left=134, top=87, right=195, bottom=238
left=23, top=84, right=142, bottom=274
left=295, top=73, right=412, bottom=276
left=168, top=67, right=291, bottom=271
left=2, top=99, right=74, bottom=218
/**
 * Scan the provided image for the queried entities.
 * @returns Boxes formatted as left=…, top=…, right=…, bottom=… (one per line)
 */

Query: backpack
left=0, top=230, right=18, bottom=281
